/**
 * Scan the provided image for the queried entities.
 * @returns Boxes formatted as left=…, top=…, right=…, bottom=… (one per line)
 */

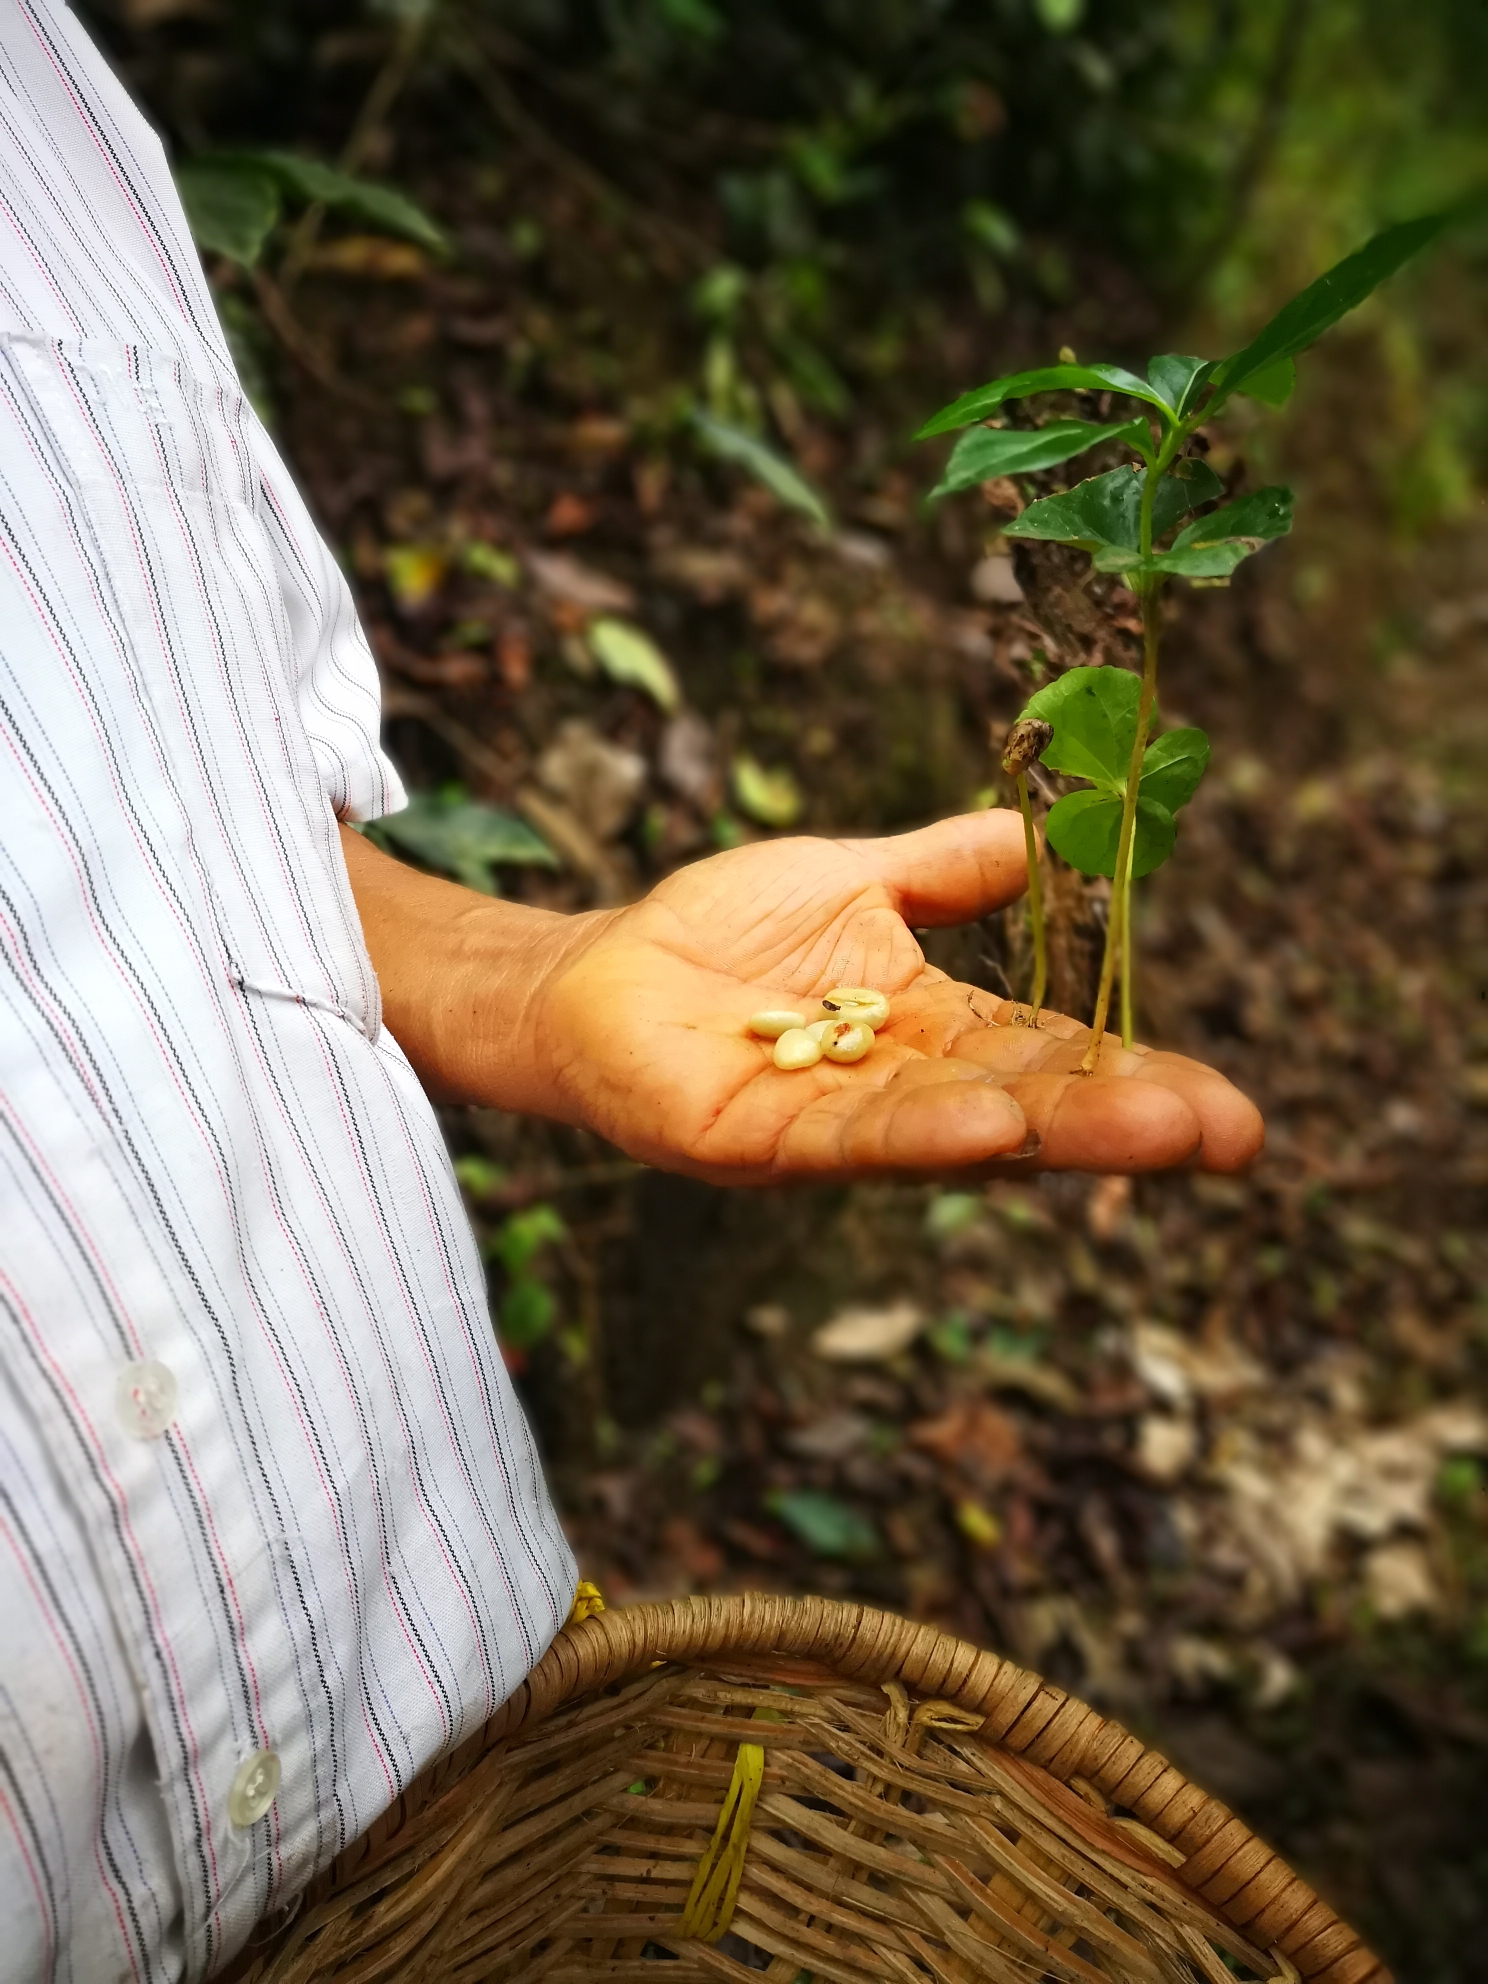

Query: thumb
left=843, top=810, right=1028, bottom=928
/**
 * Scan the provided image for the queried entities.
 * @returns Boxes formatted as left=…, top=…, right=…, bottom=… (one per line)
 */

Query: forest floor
left=258, top=164, right=1488, bottom=1981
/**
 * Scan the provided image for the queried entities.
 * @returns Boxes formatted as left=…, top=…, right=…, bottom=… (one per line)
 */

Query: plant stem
left=1119, top=823, right=1137, bottom=1049
left=280, top=7, right=432, bottom=297
left=1082, top=579, right=1164, bottom=1073
left=1015, top=772, right=1048, bottom=1019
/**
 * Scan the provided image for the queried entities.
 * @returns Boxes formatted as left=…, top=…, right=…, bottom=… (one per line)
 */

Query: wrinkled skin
left=344, top=810, right=1263, bottom=1187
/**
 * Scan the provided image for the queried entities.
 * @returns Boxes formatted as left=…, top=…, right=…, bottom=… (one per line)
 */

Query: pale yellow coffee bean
left=804, top=1019, right=834, bottom=1044
left=820, top=985, right=890, bottom=1030
left=773, top=1028, right=824, bottom=1070
left=748, top=1008, right=808, bottom=1040
left=821, top=1019, right=873, bottom=1064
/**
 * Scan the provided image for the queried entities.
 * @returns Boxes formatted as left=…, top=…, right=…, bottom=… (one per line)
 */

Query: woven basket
left=226, top=1595, right=1386, bottom=1984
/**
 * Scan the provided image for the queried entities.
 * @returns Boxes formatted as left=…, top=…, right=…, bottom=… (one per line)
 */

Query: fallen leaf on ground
left=785, top=1410, right=873, bottom=1460
left=954, top=1498, right=1003, bottom=1550
left=812, top=1300, right=925, bottom=1362
left=910, top=1398, right=1023, bottom=1485
left=732, top=753, right=802, bottom=828
left=586, top=617, right=681, bottom=712
left=1365, top=1538, right=1437, bottom=1620
left=658, top=711, right=720, bottom=809
left=538, top=719, right=648, bottom=841
left=545, top=491, right=597, bottom=536
left=310, top=235, right=428, bottom=280
left=462, top=541, right=521, bottom=588
left=383, top=542, right=448, bottom=613
left=527, top=548, right=635, bottom=614
left=767, top=1488, right=879, bottom=1560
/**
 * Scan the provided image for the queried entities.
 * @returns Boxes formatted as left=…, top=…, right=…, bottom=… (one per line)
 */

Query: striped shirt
left=0, top=5, right=575, bottom=1978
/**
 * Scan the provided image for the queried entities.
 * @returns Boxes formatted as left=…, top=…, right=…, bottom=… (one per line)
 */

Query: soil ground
left=261, top=166, right=1488, bottom=1982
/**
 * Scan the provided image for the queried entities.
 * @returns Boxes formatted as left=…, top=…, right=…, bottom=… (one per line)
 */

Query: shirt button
left=228, top=1748, right=281, bottom=1829
left=116, top=1360, right=178, bottom=1439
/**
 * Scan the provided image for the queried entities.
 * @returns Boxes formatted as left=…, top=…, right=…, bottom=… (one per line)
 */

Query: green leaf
left=1160, top=455, right=1225, bottom=523
left=767, top=1489, right=879, bottom=1561
left=732, top=753, right=803, bottom=828
left=1237, top=356, right=1296, bottom=407
left=493, top=1202, right=567, bottom=1277
left=928, top=417, right=1148, bottom=499
left=1019, top=666, right=1210, bottom=877
left=1139, top=726, right=1210, bottom=813
left=1146, top=354, right=1210, bottom=413
left=916, top=363, right=1170, bottom=439
left=693, top=411, right=831, bottom=527
left=1003, top=462, right=1221, bottom=565
left=176, top=159, right=281, bottom=266
left=1144, top=486, right=1294, bottom=579
left=372, top=789, right=558, bottom=892
left=499, top=1278, right=556, bottom=1350
left=586, top=617, right=681, bottom=712
left=1045, top=789, right=1175, bottom=880
left=252, top=150, right=446, bottom=252
left=1023, top=664, right=1137, bottom=789
left=1209, top=210, right=1453, bottom=406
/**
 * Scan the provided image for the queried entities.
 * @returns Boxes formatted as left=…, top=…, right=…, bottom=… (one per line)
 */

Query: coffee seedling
left=923, top=209, right=1462, bottom=1070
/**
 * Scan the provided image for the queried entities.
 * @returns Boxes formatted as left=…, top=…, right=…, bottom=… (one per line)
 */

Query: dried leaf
left=382, top=542, right=449, bottom=613
left=812, top=1300, right=924, bottom=1362
left=526, top=549, right=635, bottom=615
left=538, top=719, right=648, bottom=841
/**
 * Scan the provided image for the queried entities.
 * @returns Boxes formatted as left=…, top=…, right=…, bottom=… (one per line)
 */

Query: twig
left=446, top=27, right=712, bottom=277
left=249, top=266, right=382, bottom=409
left=280, top=6, right=434, bottom=296
left=378, top=683, right=633, bottom=902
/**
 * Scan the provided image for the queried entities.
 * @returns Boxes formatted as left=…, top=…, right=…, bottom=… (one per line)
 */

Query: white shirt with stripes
left=0, top=5, right=576, bottom=1978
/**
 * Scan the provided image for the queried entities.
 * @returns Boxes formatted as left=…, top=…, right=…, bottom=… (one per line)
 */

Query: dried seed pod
left=773, top=1028, right=824, bottom=1071
left=1001, top=717, right=1053, bottom=778
left=821, top=1019, right=872, bottom=1064
left=820, top=985, right=890, bottom=1030
left=748, top=1008, right=808, bottom=1040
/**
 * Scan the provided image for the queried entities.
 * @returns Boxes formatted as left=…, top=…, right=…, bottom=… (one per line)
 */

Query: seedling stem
left=1016, top=773, right=1048, bottom=1019
left=1082, top=578, right=1162, bottom=1072
left=1000, top=717, right=1055, bottom=1023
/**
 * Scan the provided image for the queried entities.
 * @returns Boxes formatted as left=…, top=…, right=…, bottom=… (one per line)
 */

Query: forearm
left=338, top=823, right=607, bottom=1113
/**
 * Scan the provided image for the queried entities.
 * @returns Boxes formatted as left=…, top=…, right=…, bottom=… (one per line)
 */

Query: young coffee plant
left=922, top=209, right=1459, bottom=1071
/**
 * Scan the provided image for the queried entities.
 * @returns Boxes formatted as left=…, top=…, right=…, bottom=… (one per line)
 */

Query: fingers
left=756, top=1058, right=1032, bottom=1180
left=991, top=1071, right=1201, bottom=1172
left=936, top=1014, right=1263, bottom=1174
left=843, top=811, right=1028, bottom=928
left=1131, top=1051, right=1265, bottom=1172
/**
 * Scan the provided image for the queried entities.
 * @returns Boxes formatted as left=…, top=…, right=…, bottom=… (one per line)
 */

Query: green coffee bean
left=820, top=985, right=890, bottom=1030
left=773, top=1028, right=824, bottom=1070
left=749, top=1008, right=808, bottom=1040
left=821, top=1019, right=872, bottom=1064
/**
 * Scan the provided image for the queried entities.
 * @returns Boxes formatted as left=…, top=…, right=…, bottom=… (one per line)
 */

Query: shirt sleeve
left=248, top=409, right=408, bottom=823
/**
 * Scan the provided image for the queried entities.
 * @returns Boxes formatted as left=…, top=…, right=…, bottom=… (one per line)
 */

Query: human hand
left=519, top=812, right=1262, bottom=1185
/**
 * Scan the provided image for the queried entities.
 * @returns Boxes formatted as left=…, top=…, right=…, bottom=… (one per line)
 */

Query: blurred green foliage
left=82, top=0, right=1488, bottom=518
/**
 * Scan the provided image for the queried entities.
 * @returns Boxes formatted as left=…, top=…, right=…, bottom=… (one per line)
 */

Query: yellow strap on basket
left=677, top=1740, right=765, bottom=1943
left=566, top=1580, right=606, bottom=1626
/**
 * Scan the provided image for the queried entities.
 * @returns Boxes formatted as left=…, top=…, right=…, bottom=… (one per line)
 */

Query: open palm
left=536, top=811, right=1262, bottom=1185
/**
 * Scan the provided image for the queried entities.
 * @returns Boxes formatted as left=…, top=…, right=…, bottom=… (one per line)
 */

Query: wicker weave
left=224, top=1595, right=1386, bottom=1984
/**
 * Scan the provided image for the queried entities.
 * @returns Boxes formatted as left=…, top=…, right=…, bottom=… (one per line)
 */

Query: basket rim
left=227, top=1593, right=1388, bottom=1984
